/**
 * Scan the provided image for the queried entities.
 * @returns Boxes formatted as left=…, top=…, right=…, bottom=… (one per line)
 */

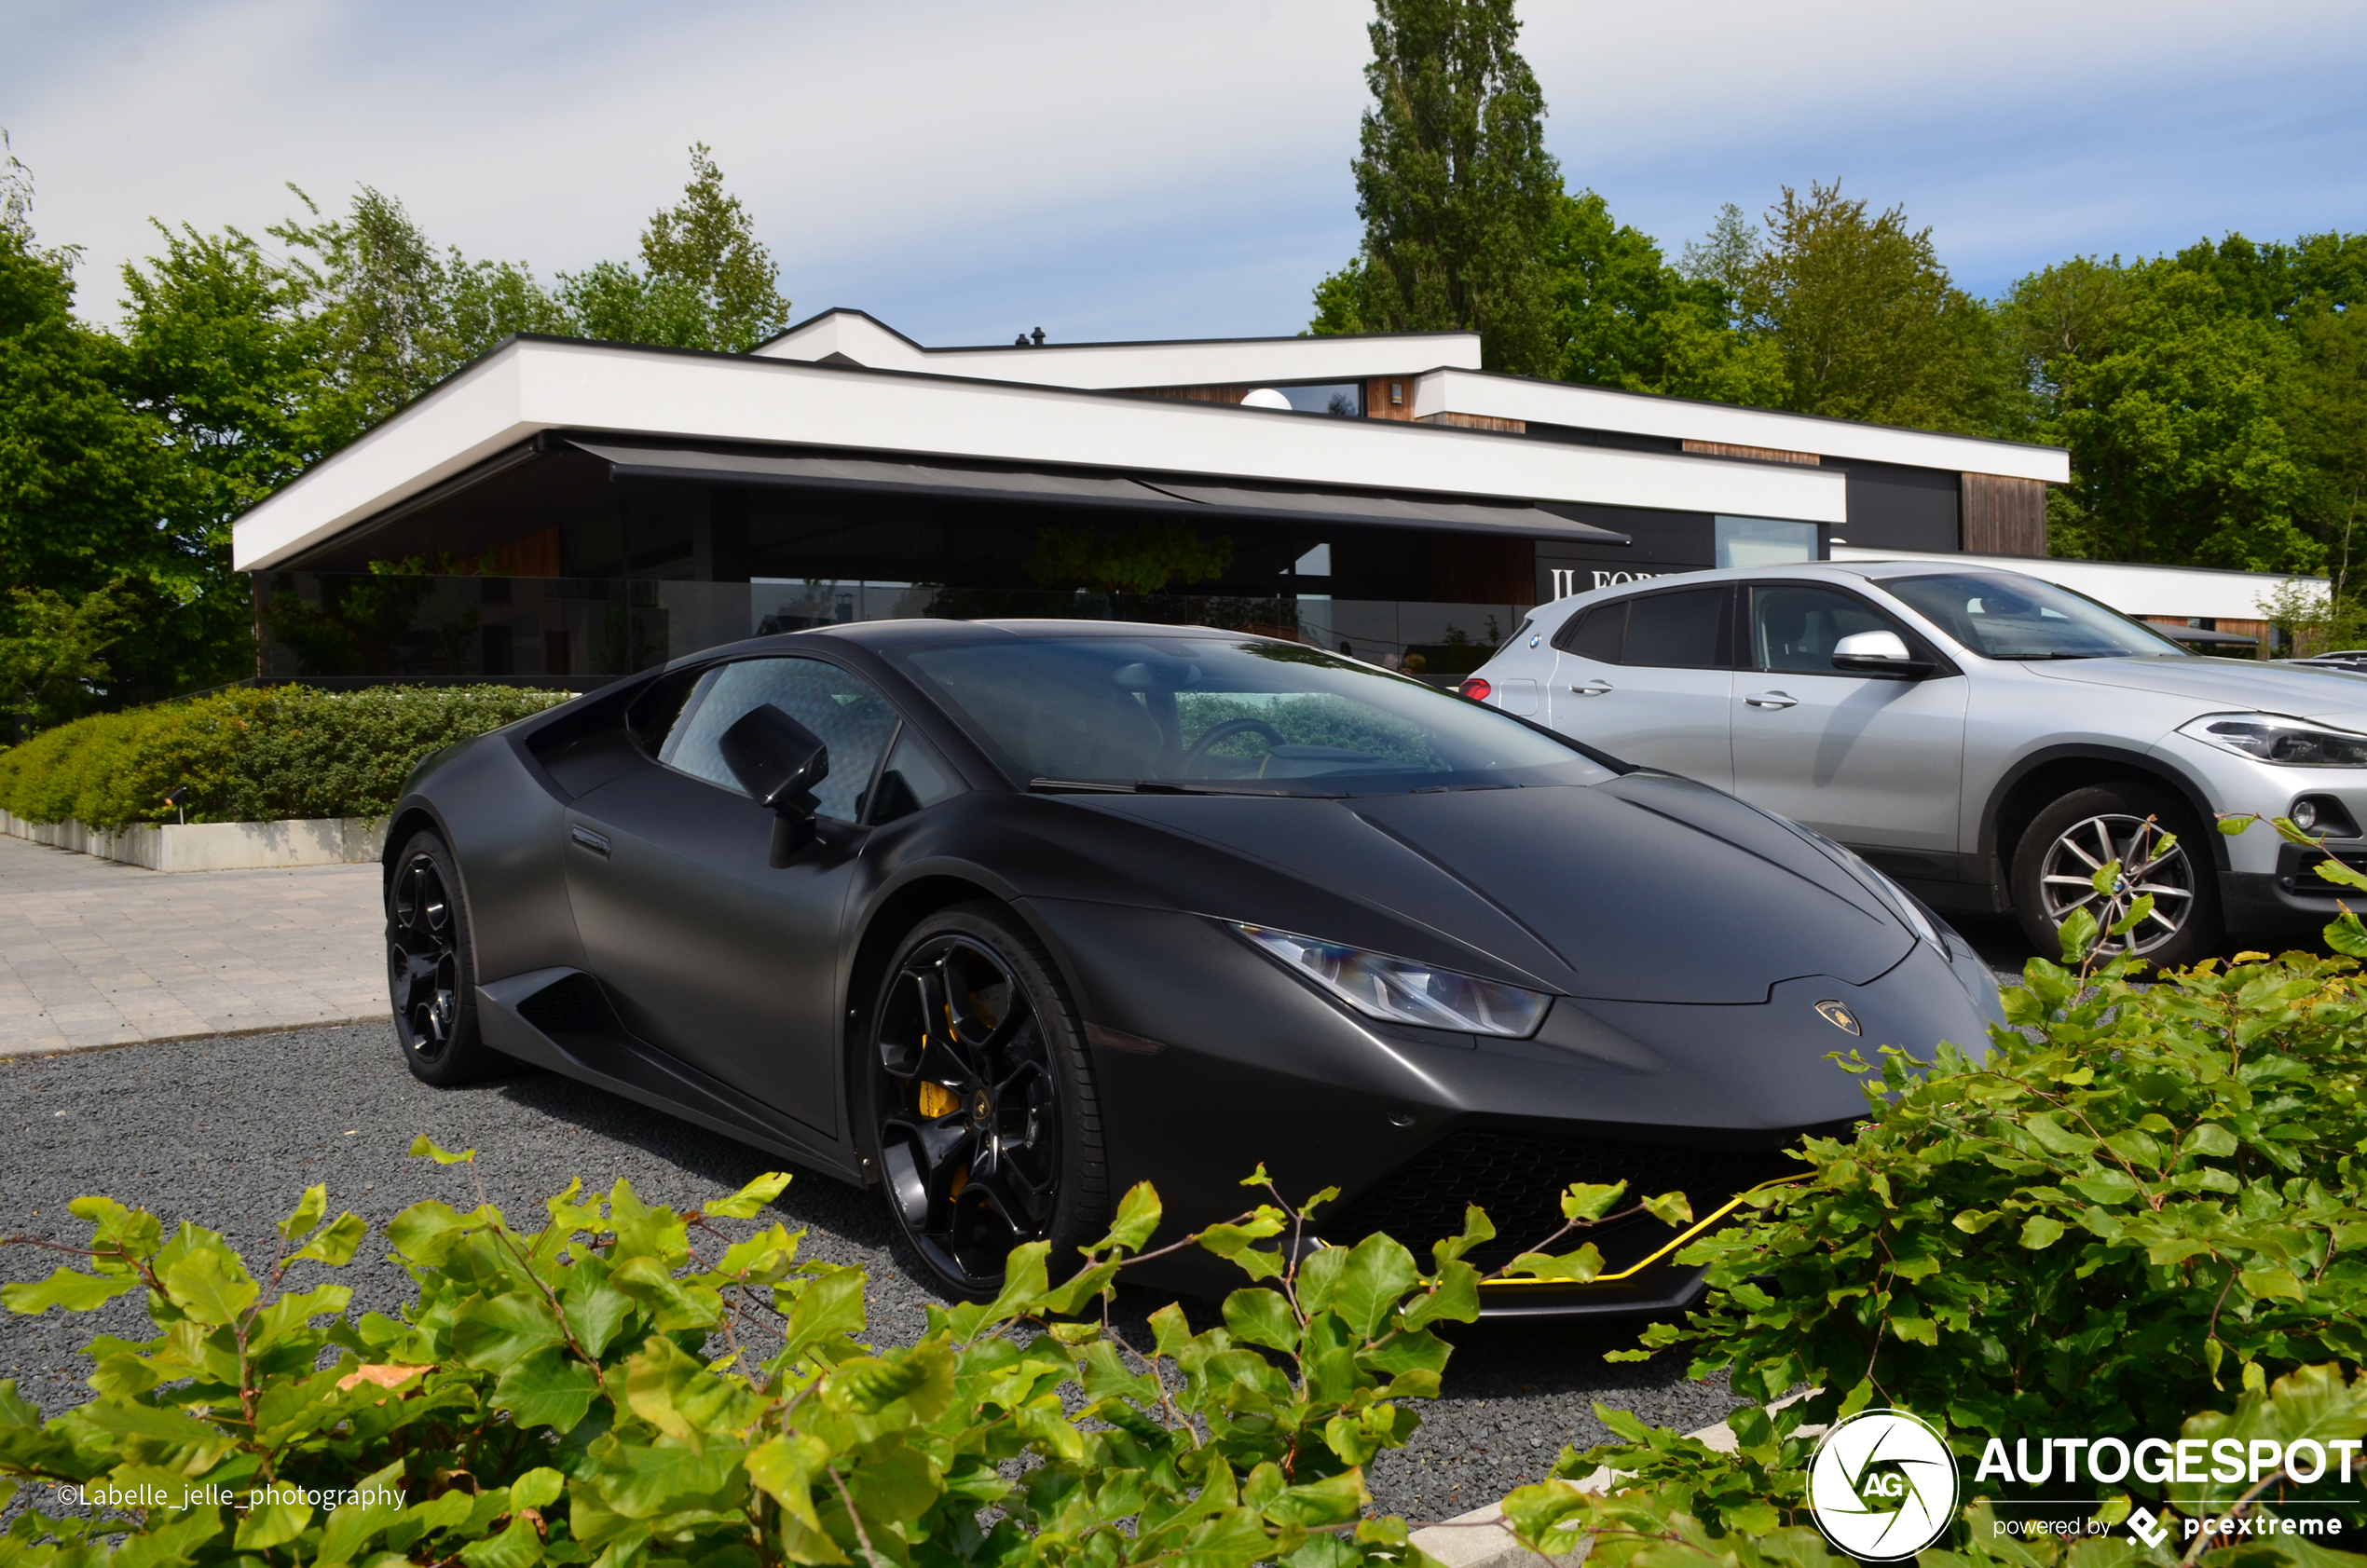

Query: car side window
left=1751, top=585, right=1906, bottom=675
left=1554, top=601, right=1626, bottom=661
left=866, top=726, right=964, bottom=825
left=659, top=656, right=899, bottom=821
left=1621, top=588, right=1730, bottom=668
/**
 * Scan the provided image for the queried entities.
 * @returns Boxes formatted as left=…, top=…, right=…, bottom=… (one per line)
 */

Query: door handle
left=1569, top=680, right=1614, bottom=696
left=1744, top=691, right=1798, bottom=709
left=569, top=825, right=612, bottom=856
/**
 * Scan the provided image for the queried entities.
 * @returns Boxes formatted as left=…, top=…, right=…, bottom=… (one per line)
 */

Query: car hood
left=1072, top=774, right=1915, bottom=1003
left=2022, top=656, right=2367, bottom=728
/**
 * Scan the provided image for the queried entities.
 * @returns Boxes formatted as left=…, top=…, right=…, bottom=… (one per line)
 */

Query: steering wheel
left=1182, top=718, right=1286, bottom=770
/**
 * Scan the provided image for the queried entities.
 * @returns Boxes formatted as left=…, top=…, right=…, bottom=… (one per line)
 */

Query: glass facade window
left=1276, top=383, right=1364, bottom=417
left=1715, top=516, right=1819, bottom=568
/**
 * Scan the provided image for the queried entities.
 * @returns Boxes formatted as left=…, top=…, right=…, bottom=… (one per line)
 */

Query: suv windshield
left=1882, top=573, right=2192, bottom=661
left=900, top=633, right=1611, bottom=797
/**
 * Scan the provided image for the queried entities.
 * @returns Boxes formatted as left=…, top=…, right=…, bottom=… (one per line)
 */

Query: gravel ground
left=1, top=1022, right=1747, bottom=1521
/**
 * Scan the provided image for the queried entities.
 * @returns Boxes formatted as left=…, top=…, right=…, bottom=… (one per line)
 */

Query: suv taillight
left=1458, top=677, right=1492, bottom=702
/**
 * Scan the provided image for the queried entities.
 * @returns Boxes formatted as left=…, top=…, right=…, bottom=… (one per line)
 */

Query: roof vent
left=1240, top=388, right=1293, bottom=411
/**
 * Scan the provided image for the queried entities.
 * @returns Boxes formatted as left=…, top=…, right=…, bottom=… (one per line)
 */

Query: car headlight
left=1232, top=923, right=1550, bottom=1038
left=2179, top=713, right=2367, bottom=768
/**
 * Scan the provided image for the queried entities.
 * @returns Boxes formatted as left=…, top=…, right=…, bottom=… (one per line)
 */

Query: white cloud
left=6, top=0, right=2363, bottom=340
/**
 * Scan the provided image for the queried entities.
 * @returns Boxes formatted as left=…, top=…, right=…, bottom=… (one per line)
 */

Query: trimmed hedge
left=0, top=686, right=570, bottom=829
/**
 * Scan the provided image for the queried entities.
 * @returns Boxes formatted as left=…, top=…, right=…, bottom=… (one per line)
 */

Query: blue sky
left=7, top=0, right=2366, bottom=346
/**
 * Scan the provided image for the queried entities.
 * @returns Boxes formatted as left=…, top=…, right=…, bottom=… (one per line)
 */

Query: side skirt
left=475, top=968, right=864, bottom=1184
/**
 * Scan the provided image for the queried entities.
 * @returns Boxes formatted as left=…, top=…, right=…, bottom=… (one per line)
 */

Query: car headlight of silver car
left=1232, top=923, right=1550, bottom=1038
left=2178, top=713, right=2367, bottom=768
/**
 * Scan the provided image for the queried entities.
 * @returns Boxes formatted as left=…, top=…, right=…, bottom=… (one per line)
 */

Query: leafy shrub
left=0, top=686, right=568, bottom=828
left=0, top=1144, right=1673, bottom=1568
left=1491, top=825, right=2367, bottom=1561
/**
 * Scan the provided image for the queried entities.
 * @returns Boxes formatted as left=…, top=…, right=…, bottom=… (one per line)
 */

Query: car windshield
left=900, top=632, right=1612, bottom=797
left=1881, top=573, right=2192, bottom=661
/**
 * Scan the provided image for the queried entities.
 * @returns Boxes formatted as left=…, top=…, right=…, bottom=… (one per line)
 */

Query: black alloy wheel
left=869, top=904, right=1105, bottom=1298
left=2012, top=784, right=2223, bottom=968
left=386, top=830, right=498, bottom=1085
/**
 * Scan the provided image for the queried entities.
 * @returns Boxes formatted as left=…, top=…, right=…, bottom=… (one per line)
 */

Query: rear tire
left=859, top=901, right=1108, bottom=1301
left=2011, top=784, right=2222, bottom=968
left=386, top=830, right=503, bottom=1085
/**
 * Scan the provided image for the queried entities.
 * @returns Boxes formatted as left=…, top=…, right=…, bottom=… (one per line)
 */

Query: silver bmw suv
left=1461, top=560, right=2367, bottom=965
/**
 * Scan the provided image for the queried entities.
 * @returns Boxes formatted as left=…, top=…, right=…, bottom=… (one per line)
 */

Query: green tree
left=2045, top=264, right=2313, bottom=570
left=2290, top=301, right=2367, bottom=595
left=1734, top=181, right=2007, bottom=433
left=637, top=142, right=791, bottom=350
left=1345, top=0, right=1561, bottom=374
left=561, top=143, right=791, bottom=352
left=1540, top=190, right=1788, bottom=405
left=0, top=578, right=142, bottom=731
left=1307, top=260, right=1370, bottom=336
left=1026, top=521, right=1234, bottom=595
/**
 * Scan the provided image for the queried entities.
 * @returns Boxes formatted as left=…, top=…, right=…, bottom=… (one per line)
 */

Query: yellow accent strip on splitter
left=1476, top=1173, right=1812, bottom=1291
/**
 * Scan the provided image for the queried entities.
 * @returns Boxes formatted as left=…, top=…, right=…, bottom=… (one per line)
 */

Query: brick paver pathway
left=0, top=835, right=386, bottom=1056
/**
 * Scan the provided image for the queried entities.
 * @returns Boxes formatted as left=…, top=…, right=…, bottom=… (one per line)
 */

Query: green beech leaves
left=0, top=1143, right=1664, bottom=1568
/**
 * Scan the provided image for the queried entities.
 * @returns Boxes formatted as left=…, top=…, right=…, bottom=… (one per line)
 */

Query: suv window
left=1558, top=601, right=1626, bottom=661
left=1553, top=588, right=1730, bottom=667
left=1623, top=588, right=1731, bottom=668
left=660, top=656, right=900, bottom=820
left=1750, top=585, right=1904, bottom=674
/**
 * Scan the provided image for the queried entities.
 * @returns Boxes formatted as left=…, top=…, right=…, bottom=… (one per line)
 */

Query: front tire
left=2011, top=784, right=2222, bottom=967
left=386, top=830, right=502, bottom=1085
left=862, top=903, right=1108, bottom=1300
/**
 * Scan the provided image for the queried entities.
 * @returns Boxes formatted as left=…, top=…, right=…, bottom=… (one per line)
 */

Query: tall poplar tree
left=1346, top=0, right=1560, bottom=375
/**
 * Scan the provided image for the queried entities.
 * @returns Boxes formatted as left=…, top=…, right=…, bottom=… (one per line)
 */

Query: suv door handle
left=1744, top=690, right=1798, bottom=709
left=1569, top=680, right=1614, bottom=696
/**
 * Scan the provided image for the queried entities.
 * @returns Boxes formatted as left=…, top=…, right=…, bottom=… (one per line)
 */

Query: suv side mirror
left=1831, top=629, right=1936, bottom=679
left=719, top=703, right=830, bottom=866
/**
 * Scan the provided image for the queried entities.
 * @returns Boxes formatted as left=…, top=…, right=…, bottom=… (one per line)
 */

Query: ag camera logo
left=1807, top=1408, right=1961, bottom=1560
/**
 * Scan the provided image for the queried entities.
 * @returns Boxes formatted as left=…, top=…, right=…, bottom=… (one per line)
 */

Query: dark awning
left=566, top=439, right=1629, bottom=544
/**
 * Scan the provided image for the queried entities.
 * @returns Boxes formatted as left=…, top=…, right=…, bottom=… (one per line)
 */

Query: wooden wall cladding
left=492, top=527, right=562, bottom=577
left=1133, top=384, right=1254, bottom=405
left=1418, top=411, right=1525, bottom=433
left=1430, top=533, right=1536, bottom=604
left=1962, top=473, right=2048, bottom=557
left=1366, top=377, right=1416, bottom=420
left=1681, top=439, right=1820, bottom=465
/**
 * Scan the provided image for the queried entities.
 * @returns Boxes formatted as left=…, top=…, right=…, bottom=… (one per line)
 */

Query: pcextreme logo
left=1806, top=1408, right=1962, bottom=1561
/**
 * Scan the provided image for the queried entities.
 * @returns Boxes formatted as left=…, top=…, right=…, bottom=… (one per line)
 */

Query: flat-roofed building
left=231, top=310, right=2072, bottom=684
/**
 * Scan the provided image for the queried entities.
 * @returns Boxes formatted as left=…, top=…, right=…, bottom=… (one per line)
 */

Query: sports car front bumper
left=1022, top=897, right=1997, bottom=1316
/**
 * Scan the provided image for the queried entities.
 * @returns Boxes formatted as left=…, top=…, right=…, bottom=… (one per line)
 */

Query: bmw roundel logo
left=1814, top=999, right=1862, bottom=1035
left=1806, top=1408, right=1959, bottom=1560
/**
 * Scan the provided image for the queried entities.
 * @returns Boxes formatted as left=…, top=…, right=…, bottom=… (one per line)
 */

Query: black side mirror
left=1830, top=629, right=1936, bottom=680
left=718, top=703, right=830, bottom=866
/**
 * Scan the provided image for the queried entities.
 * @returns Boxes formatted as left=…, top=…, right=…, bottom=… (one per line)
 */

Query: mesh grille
left=1319, top=1130, right=1798, bottom=1272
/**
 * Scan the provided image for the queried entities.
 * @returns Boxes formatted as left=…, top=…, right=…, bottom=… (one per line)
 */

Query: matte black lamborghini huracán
left=384, top=620, right=2004, bottom=1313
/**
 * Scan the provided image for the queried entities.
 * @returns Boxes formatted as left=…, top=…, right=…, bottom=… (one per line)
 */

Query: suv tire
left=2011, top=783, right=2222, bottom=968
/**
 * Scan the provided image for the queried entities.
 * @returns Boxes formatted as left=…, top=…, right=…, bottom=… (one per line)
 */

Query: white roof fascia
left=750, top=311, right=932, bottom=372
left=1412, top=368, right=2071, bottom=484
left=234, top=339, right=1845, bottom=571
left=753, top=309, right=1483, bottom=389
left=1831, top=545, right=2325, bottom=620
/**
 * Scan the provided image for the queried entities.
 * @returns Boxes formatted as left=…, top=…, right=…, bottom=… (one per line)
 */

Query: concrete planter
left=0, top=810, right=387, bottom=873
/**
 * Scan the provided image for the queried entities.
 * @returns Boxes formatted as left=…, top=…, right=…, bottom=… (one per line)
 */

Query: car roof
left=1529, top=558, right=2035, bottom=618
left=798, top=618, right=1269, bottom=651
